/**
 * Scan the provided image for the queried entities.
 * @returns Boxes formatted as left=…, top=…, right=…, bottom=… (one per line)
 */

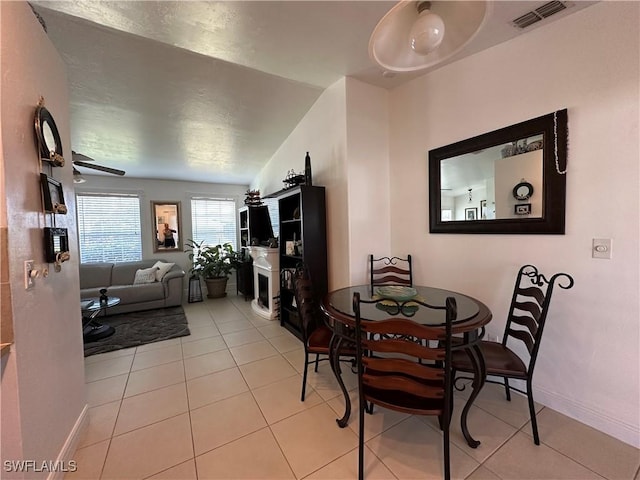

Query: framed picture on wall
left=40, top=173, right=67, bottom=214
left=465, top=207, right=477, bottom=221
left=514, top=203, right=531, bottom=215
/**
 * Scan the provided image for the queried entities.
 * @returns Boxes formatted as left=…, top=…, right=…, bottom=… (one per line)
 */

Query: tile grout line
left=179, top=334, right=199, bottom=480
left=95, top=345, right=137, bottom=480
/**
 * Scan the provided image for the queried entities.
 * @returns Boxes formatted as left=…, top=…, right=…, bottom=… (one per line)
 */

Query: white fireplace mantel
left=247, top=246, right=280, bottom=319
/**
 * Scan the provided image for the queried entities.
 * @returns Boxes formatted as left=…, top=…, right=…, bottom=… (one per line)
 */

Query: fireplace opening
left=258, top=273, right=269, bottom=309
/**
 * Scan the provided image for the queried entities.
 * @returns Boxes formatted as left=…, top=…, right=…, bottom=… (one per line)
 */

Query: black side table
left=81, top=296, right=120, bottom=342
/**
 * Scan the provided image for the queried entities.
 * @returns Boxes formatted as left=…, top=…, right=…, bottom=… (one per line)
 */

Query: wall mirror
left=152, top=201, right=182, bottom=252
left=428, top=109, right=567, bottom=234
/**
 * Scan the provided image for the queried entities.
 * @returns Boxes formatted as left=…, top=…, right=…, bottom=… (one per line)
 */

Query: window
left=76, top=193, right=142, bottom=263
left=191, top=198, right=237, bottom=249
left=263, top=197, right=280, bottom=239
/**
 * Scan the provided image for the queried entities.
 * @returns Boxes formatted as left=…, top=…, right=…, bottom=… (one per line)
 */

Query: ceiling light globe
left=410, top=10, right=445, bottom=55
left=73, top=169, right=86, bottom=184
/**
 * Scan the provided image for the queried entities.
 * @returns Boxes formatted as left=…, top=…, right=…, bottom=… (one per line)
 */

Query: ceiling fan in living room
left=72, top=151, right=125, bottom=183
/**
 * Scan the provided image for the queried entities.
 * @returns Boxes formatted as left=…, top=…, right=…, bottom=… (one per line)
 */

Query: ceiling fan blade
left=74, top=160, right=125, bottom=176
left=71, top=150, right=95, bottom=162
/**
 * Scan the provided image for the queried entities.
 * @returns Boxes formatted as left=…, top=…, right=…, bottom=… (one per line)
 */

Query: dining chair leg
left=358, top=395, right=366, bottom=480
left=314, top=353, right=320, bottom=372
left=527, top=380, right=540, bottom=445
left=443, top=420, right=451, bottom=480
left=301, top=352, right=310, bottom=401
left=448, top=372, right=455, bottom=426
left=504, top=377, right=512, bottom=401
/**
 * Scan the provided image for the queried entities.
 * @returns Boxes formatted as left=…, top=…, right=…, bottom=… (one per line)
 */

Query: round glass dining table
left=321, top=284, right=493, bottom=448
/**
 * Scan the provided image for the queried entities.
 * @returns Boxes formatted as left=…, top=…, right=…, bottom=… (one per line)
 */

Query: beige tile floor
left=70, top=296, right=640, bottom=480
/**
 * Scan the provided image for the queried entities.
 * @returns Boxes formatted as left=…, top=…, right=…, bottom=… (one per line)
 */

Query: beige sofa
left=79, top=259, right=185, bottom=315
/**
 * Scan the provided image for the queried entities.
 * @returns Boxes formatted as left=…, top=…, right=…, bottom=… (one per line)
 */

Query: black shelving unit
left=273, top=186, right=327, bottom=340
left=237, top=205, right=275, bottom=299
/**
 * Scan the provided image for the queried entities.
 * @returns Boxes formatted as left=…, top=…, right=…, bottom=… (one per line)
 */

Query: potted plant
left=186, top=240, right=241, bottom=298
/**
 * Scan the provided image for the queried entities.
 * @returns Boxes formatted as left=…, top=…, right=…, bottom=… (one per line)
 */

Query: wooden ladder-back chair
left=293, top=264, right=355, bottom=401
left=369, top=254, right=413, bottom=294
left=353, top=292, right=457, bottom=480
left=452, top=264, right=574, bottom=445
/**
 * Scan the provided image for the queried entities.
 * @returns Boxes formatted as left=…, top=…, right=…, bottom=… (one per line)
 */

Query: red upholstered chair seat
left=307, top=325, right=333, bottom=353
left=452, top=341, right=527, bottom=378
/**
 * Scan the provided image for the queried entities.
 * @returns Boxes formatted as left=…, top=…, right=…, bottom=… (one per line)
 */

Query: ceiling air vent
left=512, top=1, right=568, bottom=29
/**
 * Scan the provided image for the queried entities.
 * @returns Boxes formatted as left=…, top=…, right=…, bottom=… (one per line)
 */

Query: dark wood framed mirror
left=428, top=109, right=567, bottom=234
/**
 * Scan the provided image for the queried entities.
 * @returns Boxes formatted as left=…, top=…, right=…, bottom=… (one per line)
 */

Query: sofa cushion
left=79, top=263, right=113, bottom=289
left=107, top=283, right=165, bottom=304
left=153, top=261, right=175, bottom=281
left=133, top=267, right=159, bottom=285
left=111, top=260, right=158, bottom=285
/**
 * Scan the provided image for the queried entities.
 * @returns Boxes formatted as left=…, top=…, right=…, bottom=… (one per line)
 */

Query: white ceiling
left=29, top=1, right=595, bottom=185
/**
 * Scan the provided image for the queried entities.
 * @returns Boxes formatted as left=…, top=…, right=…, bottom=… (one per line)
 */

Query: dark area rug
left=84, top=306, right=190, bottom=357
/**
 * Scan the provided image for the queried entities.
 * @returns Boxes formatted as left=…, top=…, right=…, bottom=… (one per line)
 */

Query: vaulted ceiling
left=30, top=1, right=594, bottom=184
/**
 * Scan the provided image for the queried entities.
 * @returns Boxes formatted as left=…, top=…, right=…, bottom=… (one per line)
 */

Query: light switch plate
left=24, top=260, right=35, bottom=289
left=592, top=238, right=612, bottom=259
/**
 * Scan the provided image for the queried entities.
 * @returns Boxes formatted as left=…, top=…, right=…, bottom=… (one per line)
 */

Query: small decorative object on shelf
left=244, top=189, right=263, bottom=206
left=99, top=288, right=109, bottom=305
left=304, top=152, right=312, bottom=186
left=285, top=241, right=295, bottom=256
left=272, top=295, right=281, bottom=321
left=283, top=169, right=305, bottom=189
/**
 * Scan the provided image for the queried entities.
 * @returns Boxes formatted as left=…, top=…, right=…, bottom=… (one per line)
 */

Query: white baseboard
left=535, top=386, right=640, bottom=448
left=48, top=404, right=89, bottom=480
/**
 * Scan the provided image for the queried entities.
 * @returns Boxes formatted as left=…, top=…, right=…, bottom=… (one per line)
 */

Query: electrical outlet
left=24, top=260, right=35, bottom=290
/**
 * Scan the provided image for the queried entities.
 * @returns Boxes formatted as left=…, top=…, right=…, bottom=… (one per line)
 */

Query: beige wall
left=253, top=78, right=391, bottom=290
left=255, top=2, right=639, bottom=446
left=344, top=79, right=390, bottom=285
left=253, top=79, right=352, bottom=290
left=389, top=2, right=639, bottom=446
left=1, top=2, right=87, bottom=476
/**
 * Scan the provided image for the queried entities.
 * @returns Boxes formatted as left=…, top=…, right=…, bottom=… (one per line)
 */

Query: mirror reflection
left=43, top=121, right=57, bottom=151
left=440, top=134, right=543, bottom=221
left=152, top=201, right=182, bottom=252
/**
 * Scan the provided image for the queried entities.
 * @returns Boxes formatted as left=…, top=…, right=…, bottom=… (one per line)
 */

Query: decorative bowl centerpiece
left=375, top=286, right=418, bottom=302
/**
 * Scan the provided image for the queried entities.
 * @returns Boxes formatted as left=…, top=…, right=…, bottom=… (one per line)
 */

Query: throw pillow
left=153, top=261, right=175, bottom=282
left=133, top=267, right=158, bottom=285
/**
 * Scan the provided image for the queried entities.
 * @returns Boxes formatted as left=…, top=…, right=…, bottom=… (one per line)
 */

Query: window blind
left=263, top=197, right=280, bottom=239
left=191, top=198, right=237, bottom=249
left=76, top=193, right=142, bottom=263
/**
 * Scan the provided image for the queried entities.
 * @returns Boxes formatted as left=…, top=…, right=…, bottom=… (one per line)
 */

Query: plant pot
left=204, top=277, right=228, bottom=299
